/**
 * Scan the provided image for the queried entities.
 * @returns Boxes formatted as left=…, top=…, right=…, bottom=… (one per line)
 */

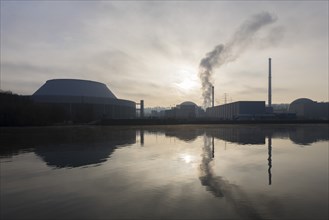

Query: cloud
left=0, top=61, right=66, bottom=93
left=1, top=1, right=328, bottom=105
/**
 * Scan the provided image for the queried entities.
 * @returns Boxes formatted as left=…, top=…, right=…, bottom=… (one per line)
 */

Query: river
left=1, top=124, right=328, bottom=220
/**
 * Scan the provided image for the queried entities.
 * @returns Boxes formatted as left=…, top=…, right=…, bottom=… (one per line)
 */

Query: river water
left=0, top=124, right=328, bottom=220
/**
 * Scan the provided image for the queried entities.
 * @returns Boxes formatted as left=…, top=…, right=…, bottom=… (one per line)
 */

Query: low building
left=206, top=101, right=266, bottom=120
left=288, top=98, right=329, bottom=119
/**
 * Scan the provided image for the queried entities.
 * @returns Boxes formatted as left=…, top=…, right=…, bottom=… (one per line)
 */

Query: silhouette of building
left=206, top=101, right=266, bottom=120
left=165, top=101, right=205, bottom=119
left=31, top=79, right=136, bottom=122
left=288, top=98, right=329, bottom=120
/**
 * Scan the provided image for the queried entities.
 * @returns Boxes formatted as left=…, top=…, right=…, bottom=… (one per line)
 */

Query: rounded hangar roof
left=180, top=101, right=197, bottom=106
left=33, top=79, right=117, bottom=99
left=290, top=98, right=314, bottom=106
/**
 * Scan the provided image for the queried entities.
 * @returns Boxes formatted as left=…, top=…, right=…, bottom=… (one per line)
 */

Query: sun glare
left=180, top=153, right=194, bottom=164
left=175, top=68, right=199, bottom=93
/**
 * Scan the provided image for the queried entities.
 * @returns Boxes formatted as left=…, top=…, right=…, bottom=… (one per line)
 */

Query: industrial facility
left=164, top=101, right=205, bottom=119
left=205, top=58, right=328, bottom=121
left=1, top=58, right=327, bottom=126
left=206, top=58, right=274, bottom=120
left=31, top=79, right=137, bottom=122
left=289, top=98, right=329, bottom=119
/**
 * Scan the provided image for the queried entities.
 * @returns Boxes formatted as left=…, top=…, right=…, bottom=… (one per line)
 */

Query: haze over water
left=0, top=124, right=328, bottom=220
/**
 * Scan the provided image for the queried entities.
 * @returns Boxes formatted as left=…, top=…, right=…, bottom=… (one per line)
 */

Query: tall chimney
left=140, top=100, right=144, bottom=118
left=212, top=86, right=214, bottom=107
left=268, top=58, right=272, bottom=107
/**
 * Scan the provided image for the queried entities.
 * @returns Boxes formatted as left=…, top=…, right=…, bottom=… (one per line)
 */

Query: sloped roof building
left=31, top=79, right=136, bottom=122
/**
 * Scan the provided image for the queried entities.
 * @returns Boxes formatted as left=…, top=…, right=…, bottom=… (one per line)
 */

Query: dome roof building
left=179, top=101, right=197, bottom=107
left=33, top=79, right=117, bottom=99
left=289, top=98, right=314, bottom=107
left=31, top=79, right=136, bottom=122
left=164, top=101, right=205, bottom=119
left=289, top=98, right=328, bottom=119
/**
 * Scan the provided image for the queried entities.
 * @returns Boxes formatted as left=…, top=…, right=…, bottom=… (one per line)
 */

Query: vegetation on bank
left=0, top=91, right=66, bottom=126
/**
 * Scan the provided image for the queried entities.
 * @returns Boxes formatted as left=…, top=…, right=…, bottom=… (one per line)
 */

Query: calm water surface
left=0, top=124, right=328, bottom=220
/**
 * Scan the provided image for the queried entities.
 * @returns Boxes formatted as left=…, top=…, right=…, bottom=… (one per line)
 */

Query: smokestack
left=268, top=58, right=272, bottom=107
left=212, top=86, right=214, bottom=107
left=140, top=100, right=144, bottom=118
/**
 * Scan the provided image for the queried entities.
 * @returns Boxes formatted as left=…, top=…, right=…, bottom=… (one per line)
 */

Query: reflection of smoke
left=199, top=12, right=277, bottom=107
left=199, top=135, right=224, bottom=196
left=199, top=135, right=263, bottom=220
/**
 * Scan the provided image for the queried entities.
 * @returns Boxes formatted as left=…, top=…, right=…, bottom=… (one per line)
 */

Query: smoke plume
left=199, top=12, right=278, bottom=107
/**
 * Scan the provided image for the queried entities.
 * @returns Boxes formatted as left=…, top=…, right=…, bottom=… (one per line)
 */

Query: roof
left=290, top=98, right=314, bottom=106
left=32, top=79, right=117, bottom=99
left=180, top=101, right=197, bottom=106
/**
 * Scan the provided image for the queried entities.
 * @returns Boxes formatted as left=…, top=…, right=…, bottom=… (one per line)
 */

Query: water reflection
left=0, top=124, right=328, bottom=220
left=1, top=125, right=328, bottom=168
left=155, top=124, right=328, bottom=145
left=0, top=127, right=136, bottom=168
left=164, top=127, right=204, bottom=142
left=268, top=136, right=272, bottom=185
left=140, top=129, right=144, bottom=146
left=199, top=135, right=263, bottom=220
left=288, top=125, right=328, bottom=145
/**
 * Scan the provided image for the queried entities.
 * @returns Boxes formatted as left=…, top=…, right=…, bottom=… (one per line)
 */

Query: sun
left=176, top=78, right=196, bottom=91
left=175, top=68, right=199, bottom=93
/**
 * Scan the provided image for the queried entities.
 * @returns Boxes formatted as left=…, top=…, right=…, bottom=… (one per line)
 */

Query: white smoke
left=199, top=12, right=278, bottom=108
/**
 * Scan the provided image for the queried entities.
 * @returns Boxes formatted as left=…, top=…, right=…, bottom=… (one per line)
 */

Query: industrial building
left=31, top=79, right=136, bottom=122
left=205, top=58, right=273, bottom=120
left=206, top=58, right=289, bottom=120
left=288, top=98, right=329, bottom=119
left=206, top=101, right=266, bottom=120
left=165, top=101, right=205, bottom=119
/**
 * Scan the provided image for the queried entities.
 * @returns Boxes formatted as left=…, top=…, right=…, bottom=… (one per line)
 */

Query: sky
left=1, top=0, right=328, bottom=107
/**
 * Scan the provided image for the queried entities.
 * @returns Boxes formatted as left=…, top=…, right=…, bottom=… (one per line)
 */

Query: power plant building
left=165, top=101, right=205, bottom=119
left=288, top=98, right=329, bottom=119
left=31, top=79, right=136, bottom=122
left=206, top=101, right=266, bottom=120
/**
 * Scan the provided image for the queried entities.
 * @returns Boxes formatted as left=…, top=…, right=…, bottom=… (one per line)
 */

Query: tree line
left=0, top=91, right=66, bottom=126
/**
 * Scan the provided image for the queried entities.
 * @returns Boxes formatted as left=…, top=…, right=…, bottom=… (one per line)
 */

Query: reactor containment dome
left=33, top=79, right=117, bottom=99
left=288, top=98, right=328, bottom=120
left=31, top=79, right=136, bottom=121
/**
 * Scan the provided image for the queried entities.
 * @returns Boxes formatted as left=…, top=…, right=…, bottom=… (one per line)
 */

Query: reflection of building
left=288, top=98, right=329, bottom=120
left=206, top=101, right=266, bottom=120
left=138, top=125, right=328, bottom=146
left=34, top=129, right=136, bottom=168
left=206, top=127, right=266, bottom=145
left=165, top=101, right=205, bottom=119
left=206, top=125, right=328, bottom=146
left=165, top=128, right=204, bottom=142
left=0, top=127, right=136, bottom=168
left=289, top=125, right=329, bottom=145
left=31, top=79, right=136, bottom=121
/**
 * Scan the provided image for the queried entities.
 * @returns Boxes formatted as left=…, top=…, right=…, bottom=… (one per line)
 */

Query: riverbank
left=99, top=118, right=329, bottom=126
